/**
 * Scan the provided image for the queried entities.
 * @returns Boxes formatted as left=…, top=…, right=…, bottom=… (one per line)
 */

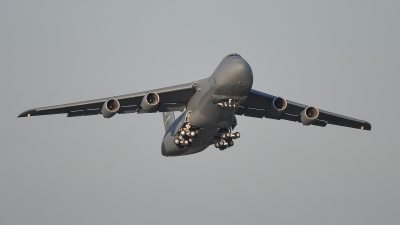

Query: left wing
left=18, top=82, right=196, bottom=118
left=235, top=89, right=371, bottom=130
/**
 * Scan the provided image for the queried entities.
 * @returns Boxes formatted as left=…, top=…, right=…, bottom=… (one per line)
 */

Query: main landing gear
left=174, top=123, right=199, bottom=147
left=214, top=130, right=240, bottom=151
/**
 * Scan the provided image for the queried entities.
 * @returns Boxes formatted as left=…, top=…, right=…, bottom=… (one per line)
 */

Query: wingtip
left=362, top=121, right=372, bottom=131
left=18, top=109, right=36, bottom=118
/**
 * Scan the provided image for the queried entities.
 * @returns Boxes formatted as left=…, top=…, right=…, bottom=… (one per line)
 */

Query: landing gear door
left=232, top=115, right=237, bottom=130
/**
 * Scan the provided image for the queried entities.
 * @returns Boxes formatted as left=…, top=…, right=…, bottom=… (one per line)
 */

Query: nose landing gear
left=217, top=98, right=239, bottom=109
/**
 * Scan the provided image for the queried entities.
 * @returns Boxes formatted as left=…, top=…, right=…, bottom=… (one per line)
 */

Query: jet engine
left=300, top=106, right=319, bottom=125
left=269, top=97, right=287, bottom=117
left=140, top=92, right=160, bottom=112
left=101, top=99, right=120, bottom=118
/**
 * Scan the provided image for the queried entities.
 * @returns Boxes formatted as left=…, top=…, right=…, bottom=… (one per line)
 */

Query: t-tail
left=162, top=112, right=175, bottom=132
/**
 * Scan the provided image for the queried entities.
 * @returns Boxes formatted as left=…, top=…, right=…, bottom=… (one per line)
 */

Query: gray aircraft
left=18, top=53, right=371, bottom=156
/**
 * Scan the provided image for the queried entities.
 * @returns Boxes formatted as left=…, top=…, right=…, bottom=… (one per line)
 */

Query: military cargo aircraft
left=18, top=53, right=371, bottom=156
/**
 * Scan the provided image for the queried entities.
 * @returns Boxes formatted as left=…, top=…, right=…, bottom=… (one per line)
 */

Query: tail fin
left=162, top=112, right=175, bottom=132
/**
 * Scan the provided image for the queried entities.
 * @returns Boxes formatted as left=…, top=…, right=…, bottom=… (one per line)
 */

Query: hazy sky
left=1, top=1, right=399, bottom=224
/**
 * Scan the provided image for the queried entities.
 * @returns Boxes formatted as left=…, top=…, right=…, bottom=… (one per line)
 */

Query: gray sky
left=1, top=1, right=399, bottom=224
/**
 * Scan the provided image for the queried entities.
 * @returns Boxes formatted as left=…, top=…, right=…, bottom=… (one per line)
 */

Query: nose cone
left=217, top=58, right=253, bottom=96
left=230, top=59, right=253, bottom=80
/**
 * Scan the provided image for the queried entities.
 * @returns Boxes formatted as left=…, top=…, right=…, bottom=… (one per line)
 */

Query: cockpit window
left=227, top=53, right=241, bottom=58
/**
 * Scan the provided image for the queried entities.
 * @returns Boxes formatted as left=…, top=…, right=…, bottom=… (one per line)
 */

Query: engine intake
left=300, top=106, right=319, bottom=125
left=140, top=92, right=160, bottom=112
left=101, top=99, right=120, bottom=118
left=269, top=97, right=287, bottom=117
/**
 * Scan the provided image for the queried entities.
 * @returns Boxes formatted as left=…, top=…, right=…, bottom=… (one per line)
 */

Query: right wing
left=235, top=89, right=371, bottom=130
left=18, top=82, right=196, bottom=118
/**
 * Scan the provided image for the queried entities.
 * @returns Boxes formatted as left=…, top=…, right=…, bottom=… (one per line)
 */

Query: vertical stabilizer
left=162, top=112, right=175, bottom=132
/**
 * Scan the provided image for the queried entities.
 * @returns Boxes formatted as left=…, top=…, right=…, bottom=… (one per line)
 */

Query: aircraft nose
left=215, top=58, right=253, bottom=97
left=228, top=59, right=253, bottom=86
left=231, top=59, right=252, bottom=77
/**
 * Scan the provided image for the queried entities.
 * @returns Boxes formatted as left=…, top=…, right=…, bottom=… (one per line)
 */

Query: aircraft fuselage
left=161, top=54, right=253, bottom=156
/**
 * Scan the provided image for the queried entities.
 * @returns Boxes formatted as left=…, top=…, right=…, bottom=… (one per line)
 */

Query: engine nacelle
left=269, top=97, right=287, bottom=117
left=300, top=106, right=319, bottom=125
left=101, top=99, right=120, bottom=118
left=140, top=92, right=160, bottom=112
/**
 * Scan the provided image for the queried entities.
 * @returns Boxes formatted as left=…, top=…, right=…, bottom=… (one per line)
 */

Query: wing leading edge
left=18, top=82, right=196, bottom=118
left=236, top=89, right=371, bottom=130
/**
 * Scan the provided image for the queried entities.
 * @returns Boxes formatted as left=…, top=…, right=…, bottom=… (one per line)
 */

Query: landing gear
left=214, top=130, right=241, bottom=151
left=174, top=122, right=199, bottom=147
left=217, top=98, right=239, bottom=109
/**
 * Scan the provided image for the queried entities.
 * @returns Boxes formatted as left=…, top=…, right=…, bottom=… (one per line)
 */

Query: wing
left=235, top=89, right=371, bottom=130
left=18, top=82, right=196, bottom=118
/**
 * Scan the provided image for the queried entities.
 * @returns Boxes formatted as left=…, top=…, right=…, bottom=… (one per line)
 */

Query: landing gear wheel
left=174, top=138, right=180, bottom=145
left=235, top=132, right=240, bottom=138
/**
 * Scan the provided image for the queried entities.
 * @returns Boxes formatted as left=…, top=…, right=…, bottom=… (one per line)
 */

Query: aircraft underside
left=161, top=98, right=243, bottom=156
